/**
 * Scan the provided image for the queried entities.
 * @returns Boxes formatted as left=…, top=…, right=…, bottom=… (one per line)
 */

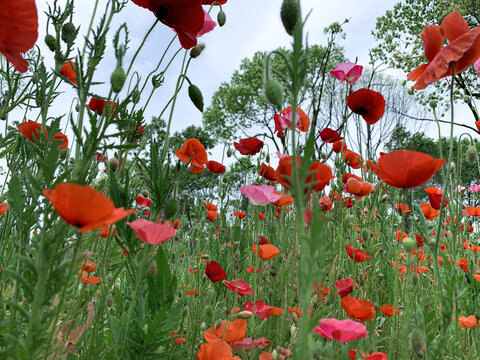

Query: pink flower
left=469, top=184, right=480, bottom=192
left=127, top=219, right=176, bottom=245
left=223, top=279, right=254, bottom=296
left=454, top=185, right=466, bottom=193
left=330, top=62, right=363, bottom=85
left=239, top=185, right=283, bottom=206
left=135, top=194, right=152, bottom=208
left=230, top=337, right=270, bottom=351
left=476, top=58, right=480, bottom=77
left=312, top=318, right=368, bottom=342
left=198, top=10, right=216, bottom=37
left=243, top=300, right=272, bottom=320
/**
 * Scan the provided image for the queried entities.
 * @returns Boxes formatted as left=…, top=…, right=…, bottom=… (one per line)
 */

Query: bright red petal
left=421, top=25, right=444, bottom=62
left=440, top=10, right=470, bottom=42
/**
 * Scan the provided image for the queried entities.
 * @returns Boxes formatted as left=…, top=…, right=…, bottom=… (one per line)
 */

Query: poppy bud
left=464, top=95, right=471, bottom=104
left=236, top=311, right=253, bottom=319
left=449, top=161, right=455, bottom=172
left=61, top=22, right=77, bottom=44
left=200, top=254, right=210, bottom=260
left=150, top=261, right=157, bottom=277
left=31, top=71, right=39, bottom=84
left=280, top=0, right=299, bottom=36
left=152, top=74, right=164, bottom=88
left=403, top=237, right=414, bottom=252
left=109, top=157, right=119, bottom=172
left=110, top=67, right=126, bottom=93
left=200, top=322, right=207, bottom=331
left=429, top=100, right=437, bottom=108
left=411, top=272, right=419, bottom=285
left=106, top=293, right=114, bottom=308
left=361, top=229, right=370, bottom=241
left=131, top=89, right=140, bottom=104
left=142, top=189, right=149, bottom=197
left=408, top=330, right=425, bottom=358
left=205, top=305, right=213, bottom=318
left=226, top=148, right=233, bottom=157
left=264, top=79, right=284, bottom=109
left=190, top=43, right=206, bottom=58
left=44, top=35, right=57, bottom=52
left=75, top=103, right=80, bottom=112
left=188, top=84, right=204, bottom=112
left=60, top=148, right=69, bottom=160
left=467, top=145, right=476, bottom=164
left=217, top=10, right=226, bottom=26
left=164, top=198, right=179, bottom=219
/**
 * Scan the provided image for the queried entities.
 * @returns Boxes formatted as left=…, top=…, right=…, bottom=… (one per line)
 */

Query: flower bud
left=109, top=157, right=119, bottom=172
left=411, top=272, right=419, bottom=285
left=403, top=237, right=414, bottom=252
left=150, top=261, right=157, bottom=277
left=60, top=148, right=69, bottom=160
left=152, top=74, right=164, bottom=88
left=205, top=305, right=213, bottom=318
left=236, top=311, right=253, bottom=319
left=106, top=293, right=114, bottom=308
left=217, top=10, right=226, bottom=26
left=265, top=154, right=270, bottom=163
left=110, top=67, right=126, bottom=93
left=200, top=254, right=210, bottom=260
left=131, top=89, right=140, bottom=104
left=467, top=145, right=477, bottom=164
left=449, top=161, right=455, bottom=173
left=264, top=79, right=284, bottom=109
left=281, top=0, right=299, bottom=36
left=44, top=35, right=57, bottom=52
left=226, top=148, right=233, bottom=157
left=75, top=103, right=80, bottom=112
left=61, top=22, right=77, bottom=44
left=190, top=43, right=206, bottom=58
left=429, top=100, right=437, bottom=109
left=200, top=322, right=207, bottom=331
left=409, top=330, right=426, bottom=358
left=464, top=95, right=471, bottom=104
left=188, top=84, right=204, bottom=112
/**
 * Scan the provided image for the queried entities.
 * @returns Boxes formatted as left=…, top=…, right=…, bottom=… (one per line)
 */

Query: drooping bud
left=217, top=10, right=226, bottom=26
left=464, top=95, right=471, bottom=104
left=61, top=22, right=77, bottom=44
left=190, top=43, right=206, bottom=58
left=280, top=0, right=299, bottom=36
left=110, top=67, right=126, bottom=93
left=131, top=89, right=140, bottom=104
left=109, top=157, right=119, bottom=172
left=164, top=198, right=179, bottom=219
left=150, top=261, right=158, bottom=277
left=226, top=148, right=233, bottom=157
left=265, top=154, right=270, bottom=163
left=106, top=293, right=114, bottom=308
left=264, top=79, right=284, bottom=109
left=152, top=74, right=164, bottom=88
left=467, top=145, right=476, bottom=164
left=44, top=35, right=57, bottom=52
left=188, top=84, right=204, bottom=112
left=75, top=103, right=80, bottom=112
left=411, top=272, right=419, bottom=285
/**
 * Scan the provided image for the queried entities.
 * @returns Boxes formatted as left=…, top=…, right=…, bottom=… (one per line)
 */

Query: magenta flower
left=239, top=185, right=283, bottom=206
left=313, top=318, right=368, bottom=342
left=127, top=219, right=176, bottom=245
left=223, top=279, right=254, bottom=296
left=330, top=62, right=363, bottom=85
left=469, top=184, right=480, bottom=193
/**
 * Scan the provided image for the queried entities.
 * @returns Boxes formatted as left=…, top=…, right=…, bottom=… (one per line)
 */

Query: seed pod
left=110, top=67, right=126, bottom=93
left=61, top=22, right=77, bottom=43
left=280, top=0, right=299, bottom=36
left=44, top=35, right=57, bottom=52
left=429, top=100, right=437, bottom=108
left=190, top=43, right=206, bottom=58
left=217, top=10, right=226, bottom=26
left=165, top=198, right=179, bottom=219
left=188, top=84, right=204, bottom=112
left=264, top=79, right=284, bottom=109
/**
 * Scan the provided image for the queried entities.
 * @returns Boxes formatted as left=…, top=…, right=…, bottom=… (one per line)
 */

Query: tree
left=372, top=0, right=480, bottom=122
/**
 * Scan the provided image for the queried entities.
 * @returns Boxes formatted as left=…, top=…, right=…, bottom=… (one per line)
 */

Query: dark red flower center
left=357, top=107, right=368, bottom=115
left=154, top=4, right=168, bottom=20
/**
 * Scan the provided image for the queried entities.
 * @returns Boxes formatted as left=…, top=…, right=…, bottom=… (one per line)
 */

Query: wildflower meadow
left=2, top=0, right=480, bottom=359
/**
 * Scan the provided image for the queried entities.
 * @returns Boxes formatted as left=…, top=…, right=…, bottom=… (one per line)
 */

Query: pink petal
left=313, top=318, right=368, bottom=343
left=127, top=219, right=176, bottom=245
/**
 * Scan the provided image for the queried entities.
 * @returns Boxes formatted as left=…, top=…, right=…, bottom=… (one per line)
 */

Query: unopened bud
left=226, top=148, right=233, bottom=157
left=200, top=254, right=210, bottom=260
left=281, top=0, right=299, bottom=36
left=131, top=89, right=140, bottom=104
left=409, top=329, right=426, bottom=358
left=152, top=74, right=164, bottom=88
left=217, top=10, right=226, bottom=26
left=44, top=35, right=57, bottom=52
left=190, top=43, right=206, bottom=58
left=403, top=237, right=414, bottom=252
left=109, top=157, right=119, bottom=172
left=106, top=293, right=113, bottom=308
left=429, top=100, right=437, bottom=109
left=411, top=272, right=419, bottom=285
left=110, top=67, right=126, bottom=93
left=467, top=145, right=476, bottom=164
left=61, top=22, right=77, bottom=44
left=60, top=148, right=69, bottom=160
left=236, top=311, right=253, bottom=319
left=150, top=261, right=157, bottom=277
left=200, top=322, right=207, bottom=331
left=464, top=95, right=471, bottom=104
left=75, top=103, right=80, bottom=112
left=264, top=79, right=284, bottom=109
left=265, top=154, right=270, bottom=163
left=205, top=305, right=213, bottom=318
left=188, top=84, right=204, bottom=112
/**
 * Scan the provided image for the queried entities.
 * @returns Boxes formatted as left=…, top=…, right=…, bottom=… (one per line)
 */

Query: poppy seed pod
left=188, top=84, right=204, bottom=112
left=429, top=100, right=437, bottom=108
left=190, top=43, right=206, bottom=58
left=61, top=22, right=77, bottom=44
left=217, top=10, right=226, bottom=27
left=264, top=79, right=284, bottom=109
left=111, top=67, right=126, bottom=93
left=280, top=0, right=299, bottom=36
left=44, top=35, right=57, bottom=52
left=467, top=145, right=476, bottom=164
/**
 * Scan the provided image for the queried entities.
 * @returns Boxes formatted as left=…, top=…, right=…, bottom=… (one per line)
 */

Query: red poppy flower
left=206, top=160, right=225, bottom=174
left=135, top=194, right=152, bottom=208
left=205, top=201, right=217, bottom=211
left=203, top=319, right=247, bottom=344
left=233, top=211, right=246, bottom=219
left=345, top=244, right=371, bottom=263
left=396, top=203, right=411, bottom=213
left=206, top=210, right=218, bottom=222
left=425, top=186, right=447, bottom=210
left=97, top=225, right=118, bottom=238
left=379, top=304, right=399, bottom=316
left=466, top=206, right=480, bottom=216
left=18, top=120, right=68, bottom=149
left=341, top=296, right=376, bottom=322
left=43, top=183, right=136, bottom=232
left=202, top=0, right=227, bottom=4
left=281, top=106, right=310, bottom=132
left=334, top=278, right=354, bottom=297
left=319, top=195, right=333, bottom=212
left=223, top=279, right=254, bottom=296
left=366, top=150, right=445, bottom=189
left=276, top=156, right=333, bottom=193
left=332, top=140, right=347, bottom=153
left=259, top=163, right=278, bottom=181
left=313, top=318, right=368, bottom=342
left=0, top=0, right=38, bottom=73
left=205, top=260, right=227, bottom=283
left=88, top=97, right=117, bottom=117
left=347, top=88, right=385, bottom=125
left=196, top=339, right=238, bottom=360
left=60, top=60, right=78, bottom=85
left=407, top=11, right=480, bottom=90
left=0, top=202, right=7, bottom=216
left=420, top=203, right=438, bottom=220
left=459, top=315, right=477, bottom=328
left=342, top=150, right=363, bottom=169
left=233, top=137, right=264, bottom=156
left=319, top=128, right=343, bottom=143
left=131, top=0, right=205, bottom=50
left=257, top=244, right=280, bottom=260
left=175, top=138, right=208, bottom=173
